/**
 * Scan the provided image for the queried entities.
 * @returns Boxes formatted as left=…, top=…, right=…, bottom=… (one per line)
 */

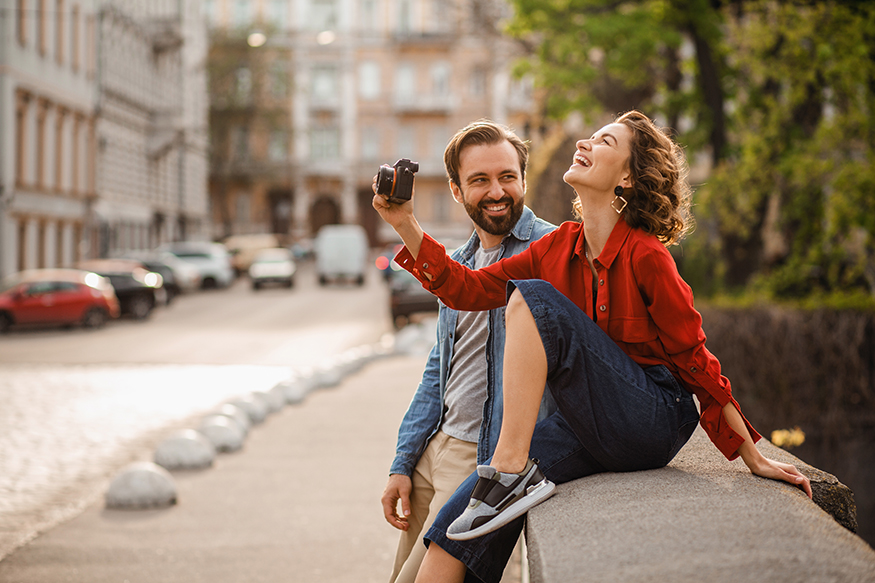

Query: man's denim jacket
left=389, top=206, right=557, bottom=476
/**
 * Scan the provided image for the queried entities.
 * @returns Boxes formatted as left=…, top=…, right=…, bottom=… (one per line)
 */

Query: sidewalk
left=0, top=353, right=438, bottom=583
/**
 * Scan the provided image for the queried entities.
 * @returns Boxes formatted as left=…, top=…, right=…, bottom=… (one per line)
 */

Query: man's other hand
left=381, top=473, right=413, bottom=530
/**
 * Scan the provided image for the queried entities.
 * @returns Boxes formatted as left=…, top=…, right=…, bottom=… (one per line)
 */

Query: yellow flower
left=770, top=426, right=806, bottom=449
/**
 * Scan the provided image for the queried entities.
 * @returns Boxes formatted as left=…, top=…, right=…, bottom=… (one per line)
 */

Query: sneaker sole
left=446, top=479, right=556, bottom=541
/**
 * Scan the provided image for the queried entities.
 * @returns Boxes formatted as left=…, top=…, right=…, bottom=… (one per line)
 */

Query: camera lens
left=375, top=165, right=395, bottom=196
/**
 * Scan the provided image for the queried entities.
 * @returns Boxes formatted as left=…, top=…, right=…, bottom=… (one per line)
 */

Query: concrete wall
left=525, top=427, right=875, bottom=582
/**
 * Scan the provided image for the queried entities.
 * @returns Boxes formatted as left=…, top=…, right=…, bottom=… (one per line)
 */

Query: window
left=358, top=61, right=380, bottom=100
left=269, top=130, right=287, bottom=161
left=15, top=91, right=30, bottom=187
left=397, top=0, right=411, bottom=34
left=38, top=0, right=47, bottom=56
left=235, top=67, right=252, bottom=103
left=71, top=4, right=80, bottom=71
left=395, top=63, right=415, bottom=102
left=310, top=127, right=339, bottom=160
left=311, top=0, right=337, bottom=31
left=56, top=0, right=64, bottom=64
left=470, top=66, right=487, bottom=97
left=431, top=125, right=450, bottom=161
left=36, top=100, right=48, bottom=188
left=203, top=0, right=216, bottom=26
left=233, top=0, right=250, bottom=27
left=236, top=193, right=251, bottom=225
left=233, top=126, right=249, bottom=160
left=431, top=62, right=450, bottom=97
left=267, top=0, right=288, bottom=29
left=270, top=62, right=288, bottom=99
left=361, top=0, right=377, bottom=31
left=397, top=125, right=415, bottom=159
left=360, top=126, right=380, bottom=160
left=430, top=0, right=450, bottom=32
left=17, top=0, right=27, bottom=47
left=311, top=66, right=338, bottom=101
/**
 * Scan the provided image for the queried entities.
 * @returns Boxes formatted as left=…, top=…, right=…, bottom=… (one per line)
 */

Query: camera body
left=375, top=158, right=419, bottom=204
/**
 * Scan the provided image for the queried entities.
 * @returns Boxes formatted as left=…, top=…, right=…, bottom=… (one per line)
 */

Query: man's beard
left=462, top=195, right=525, bottom=237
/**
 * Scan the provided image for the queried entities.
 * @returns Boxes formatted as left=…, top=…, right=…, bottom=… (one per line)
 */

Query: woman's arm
left=372, top=184, right=425, bottom=261
left=723, top=403, right=812, bottom=498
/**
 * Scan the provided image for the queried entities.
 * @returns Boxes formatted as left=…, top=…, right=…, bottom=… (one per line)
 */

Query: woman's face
left=563, top=122, right=633, bottom=194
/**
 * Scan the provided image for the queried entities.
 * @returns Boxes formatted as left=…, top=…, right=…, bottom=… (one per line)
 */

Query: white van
left=314, top=224, right=369, bottom=286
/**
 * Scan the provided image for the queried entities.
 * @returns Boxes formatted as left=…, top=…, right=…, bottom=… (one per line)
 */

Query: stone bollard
left=198, top=415, right=245, bottom=453
left=105, top=462, right=177, bottom=509
left=210, top=403, right=251, bottom=436
left=255, top=386, right=285, bottom=414
left=228, top=394, right=269, bottom=425
left=280, top=375, right=315, bottom=405
left=154, top=429, right=216, bottom=470
left=312, top=363, right=343, bottom=389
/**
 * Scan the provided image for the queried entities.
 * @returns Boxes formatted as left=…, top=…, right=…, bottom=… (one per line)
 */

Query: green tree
left=508, top=0, right=875, bottom=300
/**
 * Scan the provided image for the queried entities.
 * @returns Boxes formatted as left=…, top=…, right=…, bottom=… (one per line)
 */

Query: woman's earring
left=611, top=186, right=627, bottom=214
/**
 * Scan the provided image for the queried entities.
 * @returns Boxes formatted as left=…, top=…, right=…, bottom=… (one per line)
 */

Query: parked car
left=223, top=233, right=282, bottom=276
left=249, top=248, right=296, bottom=290
left=314, top=224, right=369, bottom=286
left=118, top=251, right=202, bottom=302
left=77, top=259, right=165, bottom=320
left=159, top=242, right=235, bottom=289
left=375, top=243, right=404, bottom=282
left=0, top=269, right=120, bottom=332
left=388, top=265, right=439, bottom=328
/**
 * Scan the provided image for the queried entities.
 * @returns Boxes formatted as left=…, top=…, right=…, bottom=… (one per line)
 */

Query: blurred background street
left=0, top=259, right=402, bottom=562
left=1, top=0, right=873, bottom=566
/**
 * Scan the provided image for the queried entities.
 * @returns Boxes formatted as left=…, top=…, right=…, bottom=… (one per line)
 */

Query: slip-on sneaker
left=446, top=459, right=555, bottom=541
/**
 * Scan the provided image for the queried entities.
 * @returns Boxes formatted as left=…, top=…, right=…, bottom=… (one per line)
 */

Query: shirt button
left=690, top=366, right=698, bottom=373
left=599, top=305, right=606, bottom=312
left=599, top=279, right=604, bottom=286
left=422, top=263, right=429, bottom=269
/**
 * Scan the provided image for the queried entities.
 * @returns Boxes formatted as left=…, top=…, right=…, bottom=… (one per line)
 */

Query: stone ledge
left=525, top=427, right=875, bottom=583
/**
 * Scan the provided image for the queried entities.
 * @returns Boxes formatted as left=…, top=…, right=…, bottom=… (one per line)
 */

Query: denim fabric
left=424, top=280, right=701, bottom=583
left=389, top=208, right=556, bottom=477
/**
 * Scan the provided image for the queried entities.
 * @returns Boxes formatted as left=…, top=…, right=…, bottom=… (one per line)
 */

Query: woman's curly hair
left=573, top=110, right=694, bottom=246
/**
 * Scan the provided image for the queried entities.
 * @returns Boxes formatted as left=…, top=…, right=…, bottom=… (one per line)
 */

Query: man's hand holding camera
left=372, top=158, right=427, bottom=260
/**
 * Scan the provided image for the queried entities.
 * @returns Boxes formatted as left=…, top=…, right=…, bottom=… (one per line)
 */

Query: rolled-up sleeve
left=394, top=233, right=538, bottom=312
left=636, top=246, right=760, bottom=460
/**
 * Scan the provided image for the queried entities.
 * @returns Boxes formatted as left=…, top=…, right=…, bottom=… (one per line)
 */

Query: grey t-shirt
left=440, top=242, right=503, bottom=443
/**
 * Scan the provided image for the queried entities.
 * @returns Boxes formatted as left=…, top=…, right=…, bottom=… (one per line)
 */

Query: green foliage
left=509, top=0, right=875, bottom=301
left=694, top=1, right=875, bottom=297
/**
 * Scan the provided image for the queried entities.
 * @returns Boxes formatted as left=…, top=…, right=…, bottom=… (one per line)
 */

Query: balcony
left=147, top=17, right=183, bottom=53
left=393, top=94, right=454, bottom=114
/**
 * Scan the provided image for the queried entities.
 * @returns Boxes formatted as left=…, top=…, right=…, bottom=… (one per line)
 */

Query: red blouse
left=395, top=219, right=760, bottom=461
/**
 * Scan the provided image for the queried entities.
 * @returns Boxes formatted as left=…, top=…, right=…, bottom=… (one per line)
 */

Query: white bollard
left=105, top=462, right=177, bottom=509
left=154, top=429, right=216, bottom=470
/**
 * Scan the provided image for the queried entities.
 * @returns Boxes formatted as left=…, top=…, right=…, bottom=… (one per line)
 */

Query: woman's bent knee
left=505, top=288, right=531, bottom=322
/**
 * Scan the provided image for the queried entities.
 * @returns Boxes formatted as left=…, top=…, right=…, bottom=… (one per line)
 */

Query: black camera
left=375, top=158, right=419, bottom=204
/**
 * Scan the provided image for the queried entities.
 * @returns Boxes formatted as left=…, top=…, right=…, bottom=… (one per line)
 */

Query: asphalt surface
left=0, top=352, right=431, bottom=582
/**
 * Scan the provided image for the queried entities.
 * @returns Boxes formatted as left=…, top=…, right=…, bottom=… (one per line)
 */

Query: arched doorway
left=269, top=189, right=294, bottom=240
left=309, top=195, right=340, bottom=236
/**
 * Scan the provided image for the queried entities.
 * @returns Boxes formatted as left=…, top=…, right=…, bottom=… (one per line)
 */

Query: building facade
left=205, top=0, right=533, bottom=246
left=94, top=0, right=210, bottom=258
left=0, top=0, right=210, bottom=279
left=0, top=0, right=99, bottom=278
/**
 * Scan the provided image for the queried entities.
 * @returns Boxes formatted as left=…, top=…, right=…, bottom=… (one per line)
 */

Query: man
left=380, top=120, right=556, bottom=583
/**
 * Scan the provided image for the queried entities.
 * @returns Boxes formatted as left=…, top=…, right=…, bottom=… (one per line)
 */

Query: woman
left=373, top=111, right=812, bottom=583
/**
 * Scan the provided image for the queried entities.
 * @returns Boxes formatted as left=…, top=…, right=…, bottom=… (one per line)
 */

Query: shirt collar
left=572, top=217, right=634, bottom=269
left=460, top=205, right=537, bottom=259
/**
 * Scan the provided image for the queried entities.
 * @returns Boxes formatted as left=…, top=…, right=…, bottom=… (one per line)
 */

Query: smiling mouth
left=480, top=200, right=511, bottom=214
left=573, top=154, right=591, bottom=167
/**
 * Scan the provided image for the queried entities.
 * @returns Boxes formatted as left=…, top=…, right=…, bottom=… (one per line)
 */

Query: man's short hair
left=444, top=120, right=528, bottom=189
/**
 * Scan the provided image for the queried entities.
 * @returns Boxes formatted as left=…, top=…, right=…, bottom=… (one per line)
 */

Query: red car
left=0, top=269, right=121, bottom=332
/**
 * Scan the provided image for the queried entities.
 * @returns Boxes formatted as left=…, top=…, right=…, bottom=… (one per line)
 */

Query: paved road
left=0, top=261, right=397, bottom=560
